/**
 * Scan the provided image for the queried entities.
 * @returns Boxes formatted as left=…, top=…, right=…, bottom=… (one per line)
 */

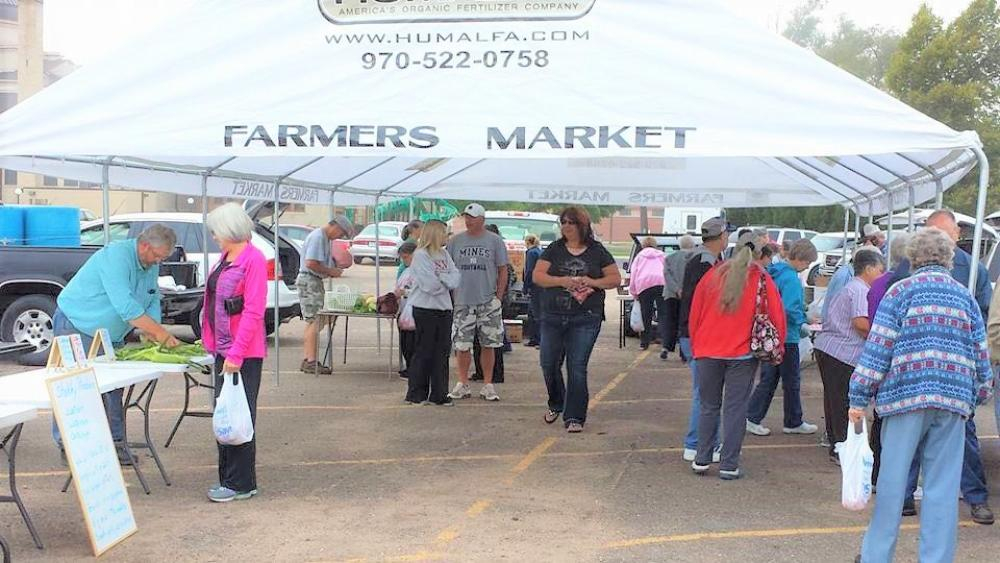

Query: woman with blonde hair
left=688, top=231, right=786, bottom=479
left=404, top=220, right=462, bottom=405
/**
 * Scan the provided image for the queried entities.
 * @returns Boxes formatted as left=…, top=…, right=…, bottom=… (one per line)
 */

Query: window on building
left=650, top=208, right=665, bottom=218
left=685, top=215, right=698, bottom=232
left=42, top=176, right=59, bottom=186
left=63, top=179, right=79, bottom=187
left=0, top=70, right=17, bottom=81
left=2, top=169, right=15, bottom=185
left=0, top=4, right=17, bottom=22
left=0, top=92, right=16, bottom=113
left=618, top=208, right=634, bottom=217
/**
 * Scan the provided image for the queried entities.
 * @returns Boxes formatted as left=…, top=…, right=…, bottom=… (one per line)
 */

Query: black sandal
left=544, top=410, right=560, bottom=424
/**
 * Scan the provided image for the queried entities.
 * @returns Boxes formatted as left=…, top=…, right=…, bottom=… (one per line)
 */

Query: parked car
left=351, top=221, right=408, bottom=265
left=80, top=210, right=302, bottom=336
left=277, top=223, right=314, bottom=247
left=807, top=232, right=858, bottom=285
left=728, top=226, right=817, bottom=247
left=0, top=245, right=202, bottom=365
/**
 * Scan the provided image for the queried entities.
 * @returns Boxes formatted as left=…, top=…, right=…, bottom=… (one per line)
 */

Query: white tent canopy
left=0, top=0, right=986, bottom=215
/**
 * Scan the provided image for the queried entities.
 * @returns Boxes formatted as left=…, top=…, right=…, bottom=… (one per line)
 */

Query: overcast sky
left=43, top=0, right=974, bottom=65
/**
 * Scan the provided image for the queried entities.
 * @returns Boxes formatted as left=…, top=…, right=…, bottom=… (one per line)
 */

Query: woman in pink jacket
left=201, top=203, right=268, bottom=503
left=629, top=237, right=667, bottom=351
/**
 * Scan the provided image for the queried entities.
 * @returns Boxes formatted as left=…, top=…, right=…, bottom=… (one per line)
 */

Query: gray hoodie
left=407, top=248, right=462, bottom=311
left=663, top=249, right=693, bottom=299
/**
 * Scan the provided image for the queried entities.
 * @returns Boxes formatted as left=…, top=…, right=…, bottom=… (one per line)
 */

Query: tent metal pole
left=908, top=185, right=916, bottom=231
left=269, top=157, right=324, bottom=386
left=273, top=181, right=281, bottom=386
left=885, top=191, right=894, bottom=259
left=101, top=159, right=112, bottom=245
left=854, top=205, right=862, bottom=247
left=776, top=158, right=863, bottom=209
left=409, top=198, right=414, bottom=221
left=787, top=157, right=878, bottom=219
left=374, top=194, right=382, bottom=352
left=199, top=156, right=236, bottom=402
left=841, top=208, right=850, bottom=262
left=969, top=147, right=990, bottom=291
left=894, top=151, right=947, bottom=210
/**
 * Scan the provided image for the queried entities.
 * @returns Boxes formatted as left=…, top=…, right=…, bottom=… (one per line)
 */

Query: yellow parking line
left=504, top=437, right=558, bottom=486
left=603, top=522, right=978, bottom=549
left=466, top=499, right=493, bottom=518
left=589, top=350, right=651, bottom=408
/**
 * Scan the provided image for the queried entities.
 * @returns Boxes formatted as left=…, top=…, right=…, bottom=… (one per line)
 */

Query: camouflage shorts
left=297, top=273, right=325, bottom=321
left=452, top=298, right=504, bottom=351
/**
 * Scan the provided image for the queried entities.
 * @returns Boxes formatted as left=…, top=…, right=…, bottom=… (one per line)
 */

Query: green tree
left=727, top=3, right=902, bottom=232
left=885, top=0, right=1000, bottom=214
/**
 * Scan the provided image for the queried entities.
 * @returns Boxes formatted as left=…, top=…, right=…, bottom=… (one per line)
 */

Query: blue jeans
left=862, top=409, right=964, bottom=563
left=905, top=413, right=990, bottom=505
left=51, top=310, right=125, bottom=446
left=680, top=337, right=719, bottom=451
left=539, top=311, right=602, bottom=427
left=526, top=290, right=542, bottom=345
left=746, top=344, right=803, bottom=429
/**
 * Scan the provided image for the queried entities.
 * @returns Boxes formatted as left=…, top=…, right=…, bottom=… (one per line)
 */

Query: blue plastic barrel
left=24, top=206, right=81, bottom=247
left=0, top=205, right=25, bottom=246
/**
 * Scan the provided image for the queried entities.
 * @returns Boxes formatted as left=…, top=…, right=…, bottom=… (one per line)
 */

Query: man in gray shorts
left=297, top=215, right=354, bottom=374
left=447, top=203, right=510, bottom=402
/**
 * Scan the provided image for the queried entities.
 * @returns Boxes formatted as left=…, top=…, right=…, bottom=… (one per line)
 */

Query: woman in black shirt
left=531, top=207, right=620, bottom=432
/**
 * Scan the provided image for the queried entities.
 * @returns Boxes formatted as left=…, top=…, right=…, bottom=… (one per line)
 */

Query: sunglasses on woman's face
left=560, top=219, right=578, bottom=225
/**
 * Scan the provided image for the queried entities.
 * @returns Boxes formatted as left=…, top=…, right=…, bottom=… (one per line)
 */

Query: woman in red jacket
left=689, top=230, right=785, bottom=480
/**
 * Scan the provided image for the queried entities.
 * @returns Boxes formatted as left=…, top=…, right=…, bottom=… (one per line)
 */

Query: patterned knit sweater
left=849, top=266, right=994, bottom=417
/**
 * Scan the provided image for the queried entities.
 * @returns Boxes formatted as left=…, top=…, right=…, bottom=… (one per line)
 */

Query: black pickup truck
left=0, top=245, right=202, bottom=365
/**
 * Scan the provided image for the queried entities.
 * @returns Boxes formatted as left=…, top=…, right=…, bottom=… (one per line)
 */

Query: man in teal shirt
left=53, top=224, right=180, bottom=462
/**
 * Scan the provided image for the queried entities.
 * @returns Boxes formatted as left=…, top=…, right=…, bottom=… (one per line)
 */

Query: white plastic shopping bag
left=398, top=302, right=416, bottom=331
left=630, top=303, right=644, bottom=333
left=835, top=418, right=874, bottom=511
left=213, top=371, right=254, bottom=446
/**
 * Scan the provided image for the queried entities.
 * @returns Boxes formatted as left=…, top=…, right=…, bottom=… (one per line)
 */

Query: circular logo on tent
left=319, top=0, right=597, bottom=25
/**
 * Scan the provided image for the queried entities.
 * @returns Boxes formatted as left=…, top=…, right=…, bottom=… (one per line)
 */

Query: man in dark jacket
left=679, top=217, right=729, bottom=462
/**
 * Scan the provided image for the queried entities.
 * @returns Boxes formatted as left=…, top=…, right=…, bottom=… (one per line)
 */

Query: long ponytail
left=717, top=247, right=753, bottom=313
left=717, top=230, right=765, bottom=313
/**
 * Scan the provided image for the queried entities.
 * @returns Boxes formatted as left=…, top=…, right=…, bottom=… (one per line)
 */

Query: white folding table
left=0, top=361, right=186, bottom=495
left=0, top=403, right=41, bottom=550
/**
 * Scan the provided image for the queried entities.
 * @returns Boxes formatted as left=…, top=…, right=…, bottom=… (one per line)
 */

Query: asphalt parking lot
left=1, top=264, right=998, bottom=562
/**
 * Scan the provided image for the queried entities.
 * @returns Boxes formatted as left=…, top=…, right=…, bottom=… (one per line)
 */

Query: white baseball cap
left=862, top=223, right=883, bottom=237
left=462, top=203, right=486, bottom=218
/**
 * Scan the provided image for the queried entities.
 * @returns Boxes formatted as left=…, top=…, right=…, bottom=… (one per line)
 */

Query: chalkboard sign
left=47, top=368, right=137, bottom=556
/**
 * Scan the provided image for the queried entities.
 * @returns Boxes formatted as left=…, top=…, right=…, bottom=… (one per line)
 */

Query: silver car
left=350, top=221, right=408, bottom=265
